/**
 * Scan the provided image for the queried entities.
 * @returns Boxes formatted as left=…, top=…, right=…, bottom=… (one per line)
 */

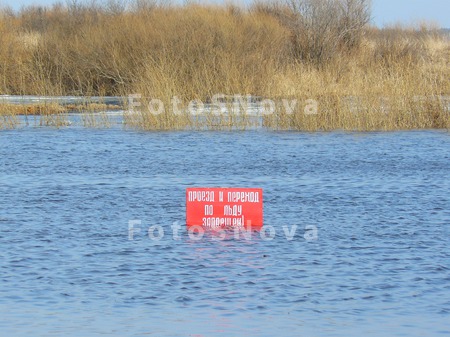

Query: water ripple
left=0, top=129, right=449, bottom=336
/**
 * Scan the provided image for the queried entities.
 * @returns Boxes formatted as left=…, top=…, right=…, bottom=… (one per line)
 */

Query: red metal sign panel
left=186, top=187, right=263, bottom=230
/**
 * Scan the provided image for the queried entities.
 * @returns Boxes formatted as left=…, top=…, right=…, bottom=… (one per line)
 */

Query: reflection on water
left=0, top=129, right=449, bottom=336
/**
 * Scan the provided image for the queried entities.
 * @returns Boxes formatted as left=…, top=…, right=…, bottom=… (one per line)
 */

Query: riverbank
left=0, top=2, right=449, bottom=130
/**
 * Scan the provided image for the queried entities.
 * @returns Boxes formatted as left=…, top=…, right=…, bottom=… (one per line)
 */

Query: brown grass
left=0, top=1, right=449, bottom=131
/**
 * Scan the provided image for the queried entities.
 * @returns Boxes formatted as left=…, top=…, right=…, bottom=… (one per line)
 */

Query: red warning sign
left=186, top=187, right=263, bottom=230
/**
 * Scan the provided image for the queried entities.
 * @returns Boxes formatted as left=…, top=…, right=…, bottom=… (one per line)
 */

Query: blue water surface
left=0, top=127, right=449, bottom=336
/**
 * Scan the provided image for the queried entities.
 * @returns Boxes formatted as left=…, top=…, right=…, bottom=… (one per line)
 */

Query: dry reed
left=0, top=1, right=449, bottom=131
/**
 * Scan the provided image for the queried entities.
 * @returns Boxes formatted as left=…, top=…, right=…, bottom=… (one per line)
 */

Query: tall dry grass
left=0, top=0, right=449, bottom=130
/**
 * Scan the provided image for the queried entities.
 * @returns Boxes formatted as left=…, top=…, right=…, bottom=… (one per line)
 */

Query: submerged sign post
left=186, top=188, right=263, bottom=230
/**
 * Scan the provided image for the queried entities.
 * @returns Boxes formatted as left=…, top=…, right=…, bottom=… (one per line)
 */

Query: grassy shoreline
left=1, top=1, right=449, bottom=130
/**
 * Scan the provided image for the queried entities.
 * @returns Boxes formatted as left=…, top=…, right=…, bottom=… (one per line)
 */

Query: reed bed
left=80, top=111, right=112, bottom=128
left=0, top=1, right=449, bottom=131
left=0, top=100, right=120, bottom=128
left=0, top=111, right=19, bottom=129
